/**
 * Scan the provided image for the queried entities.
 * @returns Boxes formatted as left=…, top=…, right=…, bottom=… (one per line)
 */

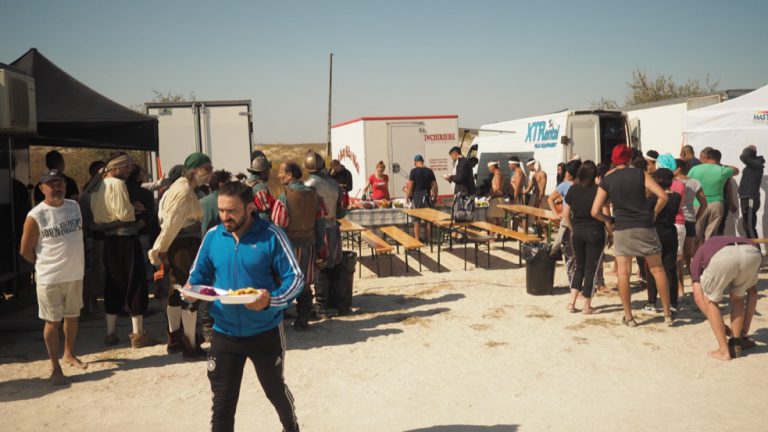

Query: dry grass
left=470, top=324, right=491, bottom=331
left=398, top=316, right=431, bottom=327
left=565, top=317, right=618, bottom=331
left=485, top=340, right=508, bottom=348
left=482, top=307, right=507, bottom=320
left=27, top=143, right=326, bottom=193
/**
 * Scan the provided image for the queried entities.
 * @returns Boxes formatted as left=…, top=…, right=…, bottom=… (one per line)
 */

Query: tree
left=624, top=69, right=718, bottom=105
left=151, top=90, right=196, bottom=102
left=590, top=97, right=620, bottom=110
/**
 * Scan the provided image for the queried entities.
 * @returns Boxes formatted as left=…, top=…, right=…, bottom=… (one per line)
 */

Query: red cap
left=611, top=144, right=632, bottom=166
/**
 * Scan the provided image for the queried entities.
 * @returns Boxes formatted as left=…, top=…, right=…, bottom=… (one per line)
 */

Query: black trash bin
left=522, top=242, right=557, bottom=295
left=328, top=251, right=357, bottom=314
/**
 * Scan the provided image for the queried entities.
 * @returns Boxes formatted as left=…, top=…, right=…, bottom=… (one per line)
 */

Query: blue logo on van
left=525, top=119, right=560, bottom=149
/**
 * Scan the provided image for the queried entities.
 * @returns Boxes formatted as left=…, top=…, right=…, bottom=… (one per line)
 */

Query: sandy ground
left=1, top=242, right=767, bottom=432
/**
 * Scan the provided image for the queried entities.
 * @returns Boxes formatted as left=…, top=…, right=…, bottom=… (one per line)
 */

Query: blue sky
left=1, top=0, right=766, bottom=143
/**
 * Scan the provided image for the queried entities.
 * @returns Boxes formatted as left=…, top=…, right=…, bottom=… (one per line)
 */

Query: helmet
left=303, top=150, right=326, bottom=173
left=247, top=156, right=272, bottom=173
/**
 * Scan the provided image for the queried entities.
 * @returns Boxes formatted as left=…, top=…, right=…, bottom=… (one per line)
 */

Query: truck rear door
left=568, top=114, right=599, bottom=163
left=388, top=123, right=423, bottom=198
left=200, top=103, right=253, bottom=176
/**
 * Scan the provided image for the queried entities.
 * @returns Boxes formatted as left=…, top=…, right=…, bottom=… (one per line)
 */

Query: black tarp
left=10, top=48, right=158, bottom=151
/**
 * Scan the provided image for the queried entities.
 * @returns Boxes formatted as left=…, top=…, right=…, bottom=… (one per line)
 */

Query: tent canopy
left=10, top=48, right=158, bottom=151
left=683, top=84, right=768, bottom=237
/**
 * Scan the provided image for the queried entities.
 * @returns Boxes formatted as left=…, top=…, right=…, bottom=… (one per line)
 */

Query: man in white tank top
left=20, top=169, right=88, bottom=385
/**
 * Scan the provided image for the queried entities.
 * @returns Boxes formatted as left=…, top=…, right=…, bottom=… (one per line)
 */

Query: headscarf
left=105, top=154, right=134, bottom=171
left=184, top=152, right=211, bottom=169
left=656, top=153, right=677, bottom=170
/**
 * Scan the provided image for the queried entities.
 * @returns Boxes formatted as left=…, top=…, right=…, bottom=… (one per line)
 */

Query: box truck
left=145, top=100, right=253, bottom=178
left=468, top=110, right=631, bottom=194
left=331, top=115, right=459, bottom=203
left=626, top=90, right=753, bottom=157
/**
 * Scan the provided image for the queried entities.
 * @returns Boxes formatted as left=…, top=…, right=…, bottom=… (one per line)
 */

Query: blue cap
left=414, top=154, right=424, bottom=162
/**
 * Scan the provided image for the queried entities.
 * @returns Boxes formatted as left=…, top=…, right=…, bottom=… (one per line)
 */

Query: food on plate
left=199, top=287, right=219, bottom=296
left=228, top=288, right=260, bottom=296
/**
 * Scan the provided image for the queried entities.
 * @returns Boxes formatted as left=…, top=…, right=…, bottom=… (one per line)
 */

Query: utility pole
left=326, top=53, right=334, bottom=158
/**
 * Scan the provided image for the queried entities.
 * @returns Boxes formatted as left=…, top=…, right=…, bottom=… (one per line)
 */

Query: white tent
left=683, top=84, right=768, bottom=238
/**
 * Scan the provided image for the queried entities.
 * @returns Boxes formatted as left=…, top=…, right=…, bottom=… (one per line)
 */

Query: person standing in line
left=78, top=160, right=106, bottom=318
left=548, top=160, right=581, bottom=286
left=444, top=146, right=476, bottom=195
left=673, top=158, right=707, bottom=292
left=523, top=158, right=547, bottom=233
left=246, top=156, right=276, bottom=222
left=562, top=161, right=608, bottom=314
left=555, top=162, right=566, bottom=186
left=680, top=144, right=701, bottom=168
left=645, top=150, right=659, bottom=174
left=484, top=161, right=505, bottom=227
left=643, top=168, right=682, bottom=313
left=304, top=150, right=347, bottom=318
left=91, top=153, right=157, bottom=347
left=405, top=154, right=438, bottom=241
left=657, top=153, right=687, bottom=298
left=149, top=152, right=213, bottom=358
left=738, top=145, right=764, bottom=240
left=20, top=169, right=88, bottom=385
left=591, top=144, right=675, bottom=327
left=271, top=161, right=326, bottom=331
left=688, top=148, right=740, bottom=241
left=363, top=161, right=390, bottom=201
left=34, top=150, right=80, bottom=204
left=186, top=181, right=303, bottom=432
left=201, top=170, right=233, bottom=234
left=691, top=236, right=761, bottom=361
left=507, top=156, right=526, bottom=204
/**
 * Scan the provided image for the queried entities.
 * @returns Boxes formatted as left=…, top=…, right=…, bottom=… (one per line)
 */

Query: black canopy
left=10, top=48, right=158, bottom=151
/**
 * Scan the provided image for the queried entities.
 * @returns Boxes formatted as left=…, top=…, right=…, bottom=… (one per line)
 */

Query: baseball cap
left=40, top=169, right=65, bottom=184
left=414, top=154, right=424, bottom=162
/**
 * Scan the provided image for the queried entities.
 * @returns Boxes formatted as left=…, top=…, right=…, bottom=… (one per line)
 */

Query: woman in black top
left=645, top=168, right=682, bottom=311
left=562, top=161, right=609, bottom=314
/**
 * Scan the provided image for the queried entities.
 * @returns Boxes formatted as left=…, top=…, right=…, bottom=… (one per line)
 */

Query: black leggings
left=103, top=235, right=148, bottom=315
left=208, top=324, right=298, bottom=432
left=570, top=225, right=606, bottom=298
left=647, top=226, right=678, bottom=309
left=741, top=198, right=760, bottom=239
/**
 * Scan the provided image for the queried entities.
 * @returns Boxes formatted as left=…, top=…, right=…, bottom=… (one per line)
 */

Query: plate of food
left=177, top=285, right=262, bottom=305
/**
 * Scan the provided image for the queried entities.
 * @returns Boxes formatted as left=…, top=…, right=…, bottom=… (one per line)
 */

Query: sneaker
left=104, top=332, right=119, bottom=346
left=129, top=331, right=159, bottom=348
left=642, top=304, right=657, bottom=313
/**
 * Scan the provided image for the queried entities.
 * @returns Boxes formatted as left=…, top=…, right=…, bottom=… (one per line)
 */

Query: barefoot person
left=20, top=169, right=88, bottom=385
left=691, top=236, right=761, bottom=361
left=591, top=144, right=675, bottom=327
left=187, top=181, right=304, bottom=432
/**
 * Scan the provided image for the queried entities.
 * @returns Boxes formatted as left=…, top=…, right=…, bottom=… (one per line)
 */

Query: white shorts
left=700, top=244, right=761, bottom=303
left=37, top=279, right=83, bottom=322
left=675, top=224, right=685, bottom=256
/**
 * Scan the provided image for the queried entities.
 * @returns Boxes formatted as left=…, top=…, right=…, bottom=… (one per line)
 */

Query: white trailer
left=331, top=115, right=459, bottom=203
left=469, top=110, right=630, bottom=194
left=626, top=90, right=752, bottom=157
left=145, top=100, right=253, bottom=178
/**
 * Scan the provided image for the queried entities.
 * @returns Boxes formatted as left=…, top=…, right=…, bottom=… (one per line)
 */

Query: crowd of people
left=14, top=141, right=765, bottom=429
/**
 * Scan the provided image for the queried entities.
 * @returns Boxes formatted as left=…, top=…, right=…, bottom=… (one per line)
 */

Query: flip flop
left=621, top=316, right=638, bottom=327
left=582, top=306, right=596, bottom=315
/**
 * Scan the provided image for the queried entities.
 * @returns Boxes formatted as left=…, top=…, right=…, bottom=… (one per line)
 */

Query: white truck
left=330, top=115, right=459, bottom=203
left=626, top=90, right=752, bottom=157
left=145, top=100, right=253, bottom=178
left=468, top=110, right=631, bottom=194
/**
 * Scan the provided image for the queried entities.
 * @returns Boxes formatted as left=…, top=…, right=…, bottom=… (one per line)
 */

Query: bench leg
left=389, top=253, right=393, bottom=276
left=418, top=249, right=422, bottom=272
left=373, top=249, right=380, bottom=277
left=487, top=241, right=491, bottom=269
left=405, top=248, right=409, bottom=273
left=437, top=227, right=442, bottom=273
left=474, top=242, right=479, bottom=268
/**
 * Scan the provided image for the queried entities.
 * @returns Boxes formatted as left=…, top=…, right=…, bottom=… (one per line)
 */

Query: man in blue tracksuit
left=187, top=181, right=304, bottom=432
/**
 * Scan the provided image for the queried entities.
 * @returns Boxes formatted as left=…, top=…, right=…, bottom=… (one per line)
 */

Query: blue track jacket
left=188, top=218, right=304, bottom=337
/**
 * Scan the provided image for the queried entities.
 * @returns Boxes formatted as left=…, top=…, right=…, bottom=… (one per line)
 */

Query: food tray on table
left=176, top=285, right=262, bottom=304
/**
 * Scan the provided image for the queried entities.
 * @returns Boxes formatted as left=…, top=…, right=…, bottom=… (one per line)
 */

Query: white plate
left=177, top=285, right=261, bottom=305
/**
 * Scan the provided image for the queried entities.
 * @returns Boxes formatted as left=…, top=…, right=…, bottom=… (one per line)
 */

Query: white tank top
left=27, top=199, right=85, bottom=284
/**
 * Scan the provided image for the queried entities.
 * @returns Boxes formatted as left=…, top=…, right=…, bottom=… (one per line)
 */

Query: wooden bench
left=472, top=221, right=541, bottom=266
left=435, top=220, right=494, bottom=270
left=361, top=230, right=394, bottom=276
left=380, top=226, right=425, bottom=272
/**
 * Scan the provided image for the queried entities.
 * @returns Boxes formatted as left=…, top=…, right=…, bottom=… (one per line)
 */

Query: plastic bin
left=522, top=242, right=557, bottom=295
left=328, top=251, right=357, bottom=314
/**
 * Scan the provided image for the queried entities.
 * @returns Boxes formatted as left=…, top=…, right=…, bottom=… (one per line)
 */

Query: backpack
left=452, top=192, right=476, bottom=223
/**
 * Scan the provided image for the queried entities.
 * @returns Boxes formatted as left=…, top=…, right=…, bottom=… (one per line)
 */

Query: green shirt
left=199, top=191, right=219, bottom=235
left=687, top=163, right=734, bottom=204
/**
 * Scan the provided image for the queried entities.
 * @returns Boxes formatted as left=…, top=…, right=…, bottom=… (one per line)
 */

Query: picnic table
left=402, top=208, right=484, bottom=271
left=498, top=204, right=558, bottom=241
